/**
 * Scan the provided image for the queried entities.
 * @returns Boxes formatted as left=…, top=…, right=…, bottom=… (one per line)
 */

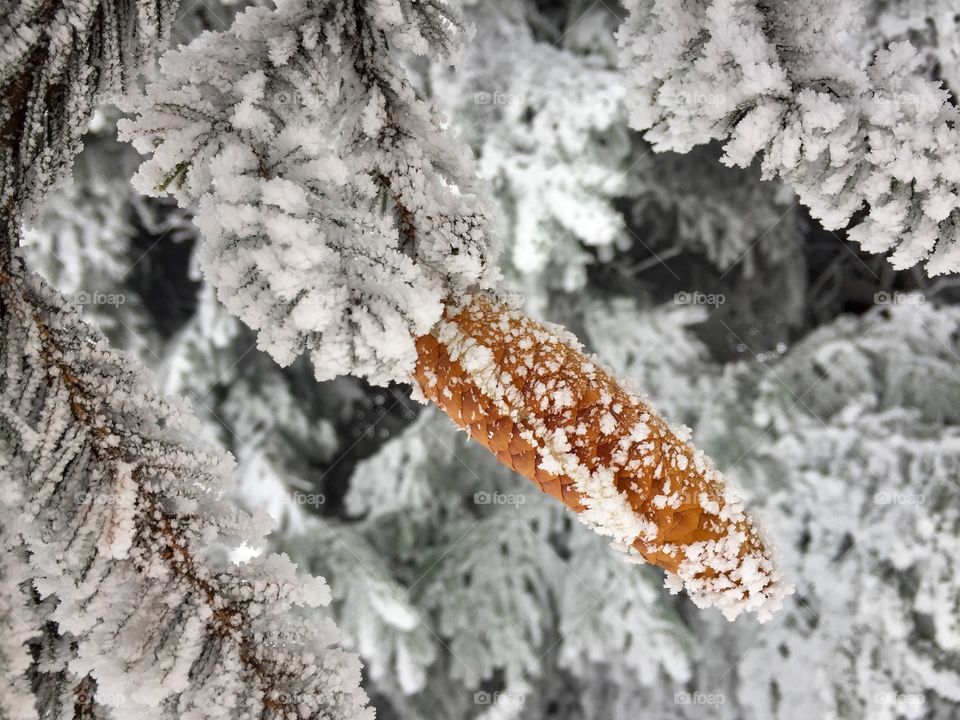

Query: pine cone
left=414, top=293, right=789, bottom=621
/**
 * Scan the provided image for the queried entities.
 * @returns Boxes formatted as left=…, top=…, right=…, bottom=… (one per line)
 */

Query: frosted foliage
left=119, top=0, right=499, bottom=385
left=556, top=532, right=692, bottom=688
left=618, top=0, right=960, bottom=275
left=288, top=519, right=438, bottom=697
left=867, top=0, right=960, bottom=98
left=346, top=412, right=445, bottom=519
left=222, top=371, right=339, bottom=532
left=160, top=283, right=242, bottom=399
left=0, top=534, right=36, bottom=720
left=755, top=304, right=960, bottom=427
left=345, top=404, right=517, bottom=523
left=433, top=0, right=629, bottom=296
left=20, top=138, right=134, bottom=295
left=703, top=304, right=960, bottom=720
left=0, top=0, right=178, bottom=240
left=421, top=505, right=562, bottom=687
left=12, top=0, right=960, bottom=718
left=0, top=269, right=372, bottom=720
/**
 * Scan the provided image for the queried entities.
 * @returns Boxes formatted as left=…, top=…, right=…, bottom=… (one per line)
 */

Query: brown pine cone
left=413, top=293, right=789, bottom=621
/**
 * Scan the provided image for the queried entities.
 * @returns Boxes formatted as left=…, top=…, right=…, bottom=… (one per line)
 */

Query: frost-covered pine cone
left=414, top=293, right=790, bottom=621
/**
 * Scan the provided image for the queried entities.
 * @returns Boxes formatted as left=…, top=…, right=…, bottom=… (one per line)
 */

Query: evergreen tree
left=5, top=0, right=960, bottom=718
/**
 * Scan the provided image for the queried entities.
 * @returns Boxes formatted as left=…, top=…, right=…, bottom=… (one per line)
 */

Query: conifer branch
left=1, top=266, right=372, bottom=719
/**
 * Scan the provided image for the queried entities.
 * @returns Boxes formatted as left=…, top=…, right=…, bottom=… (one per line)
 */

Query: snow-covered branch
left=0, top=0, right=178, bottom=251
left=119, top=0, right=500, bottom=385
left=618, top=0, right=960, bottom=275
left=0, top=265, right=372, bottom=720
